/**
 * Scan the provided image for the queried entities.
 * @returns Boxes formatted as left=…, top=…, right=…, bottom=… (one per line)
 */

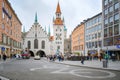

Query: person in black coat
left=3, top=53, right=7, bottom=61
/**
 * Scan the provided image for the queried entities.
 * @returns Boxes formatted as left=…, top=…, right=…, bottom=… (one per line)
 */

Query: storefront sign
left=1, top=47, right=5, bottom=51
left=116, top=44, right=120, bottom=49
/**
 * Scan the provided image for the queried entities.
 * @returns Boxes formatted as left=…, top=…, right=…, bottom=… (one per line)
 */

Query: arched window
left=27, top=41, right=31, bottom=49
left=34, top=39, right=38, bottom=49
left=41, top=40, right=45, bottom=49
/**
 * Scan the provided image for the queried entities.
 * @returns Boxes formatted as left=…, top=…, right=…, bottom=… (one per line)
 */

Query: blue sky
left=8, top=0, right=102, bottom=37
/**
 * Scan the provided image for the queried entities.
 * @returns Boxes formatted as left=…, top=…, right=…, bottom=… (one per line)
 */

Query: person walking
left=0, top=54, right=1, bottom=60
left=3, top=53, right=7, bottom=61
left=81, top=56, right=84, bottom=64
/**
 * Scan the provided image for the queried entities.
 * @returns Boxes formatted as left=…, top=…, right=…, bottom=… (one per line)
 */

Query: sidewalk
left=55, top=60, right=120, bottom=71
left=0, top=58, right=15, bottom=64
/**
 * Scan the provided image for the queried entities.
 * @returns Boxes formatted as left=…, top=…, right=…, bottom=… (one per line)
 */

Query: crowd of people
left=46, top=53, right=64, bottom=62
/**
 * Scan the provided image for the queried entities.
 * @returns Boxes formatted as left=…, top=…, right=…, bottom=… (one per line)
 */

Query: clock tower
left=53, top=2, right=64, bottom=55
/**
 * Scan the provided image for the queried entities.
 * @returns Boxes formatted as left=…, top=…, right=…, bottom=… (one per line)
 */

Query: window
left=57, top=46, right=60, bottom=50
left=104, top=0, right=108, bottom=5
left=34, top=39, right=38, bottom=49
left=98, top=41, right=102, bottom=47
left=109, top=27, right=113, bottom=36
left=98, top=32, right=101, bottom=38
left=114, top=14, right=119, bottom=24
left=95, top=41, right=97, bottom=48
left=27, top=41, right=31, bottom=49
left=2, top=23, right=5, bottom=30
left=105, top=19, right=108, bottom=25
left=109, top=0, right=112, bottom=2
left=104, top=19, right=108, bottom=27
left=114, top=24, right=119, bottom=35
left=41, top=41, right=45, bottom=49
left=92, top=42, right=94, bottom=47
left=98, top=16, right=101, bottom=22
left=6, top=28, right=9, bottom=33
left=114, top=36, right=120, bottom=45
left=2, top=11, right=5, bottom=19
left=95, top=33, right=97, bottom=39
left=2, top=1, right=4, bottom=7
left=98, top=25, right=102, bottom=30
left=104, top=38, right=113, bottom=46
left=104, top=29, right=108, bottom=37
left=60, top=29, right=62, bottom=32
left=109, top=16, right=113, bottom=26
left=10, top=30, right=12, bottom=35
left=104, top=9, right=108, bottom=15
left=114, top=2, right=119, bottom=10
left=109, top=16, right=113, bottom=23
left=109, top=6, right=113, bottom=13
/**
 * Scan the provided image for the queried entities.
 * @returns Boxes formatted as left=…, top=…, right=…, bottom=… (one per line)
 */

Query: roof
left=56, top=2, right=61, bottom=14
left=54, top=18, right=63, bottom=25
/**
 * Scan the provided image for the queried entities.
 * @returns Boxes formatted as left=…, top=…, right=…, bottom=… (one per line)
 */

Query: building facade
left=0, top=0, right=22, bottom=57
left=102, top=0, right=120, bottom=60
left=64, top=37, right=71, bottom=54
left=53, top=2, right=65, bottom=55
left=71, top=22, right=85, bottom=56
left=85, top=13, right=102, bottom=57
left=23, top=14, right=50, bottom=57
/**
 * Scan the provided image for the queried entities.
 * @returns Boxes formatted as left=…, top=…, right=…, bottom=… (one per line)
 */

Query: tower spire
left=35, top=12, right=38, bottom=23
left=56, top=2, right=61, bottom=14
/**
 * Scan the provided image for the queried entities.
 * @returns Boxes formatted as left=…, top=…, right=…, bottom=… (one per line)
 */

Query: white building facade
left=23, top=14, right=50, bottom=56
left=53, top=2, right=65, bottom=55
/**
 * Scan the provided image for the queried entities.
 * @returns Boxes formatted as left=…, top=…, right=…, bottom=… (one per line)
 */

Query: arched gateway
left=36, top=50, right=46, bottom=57
left=29, top=50, right=34, bottom=57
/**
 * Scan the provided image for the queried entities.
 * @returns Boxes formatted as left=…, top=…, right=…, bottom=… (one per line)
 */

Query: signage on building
left=1, top=47, right=5, bottom=51
left=116, top=44, right=120, bottom=49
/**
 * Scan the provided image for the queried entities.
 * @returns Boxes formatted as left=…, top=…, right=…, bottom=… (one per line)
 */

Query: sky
left=8, top=0, right=102, bottom=37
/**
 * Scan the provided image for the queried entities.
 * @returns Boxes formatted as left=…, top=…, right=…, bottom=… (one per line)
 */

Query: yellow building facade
left=71, top=22, right=85, bottom=56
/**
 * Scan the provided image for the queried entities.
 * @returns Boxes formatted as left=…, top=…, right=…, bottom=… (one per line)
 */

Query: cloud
left=8, top=0, right=102, bottom=37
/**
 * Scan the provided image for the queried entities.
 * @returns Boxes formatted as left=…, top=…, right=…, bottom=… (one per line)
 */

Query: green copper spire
left=23, top=26, right=25, bottom=33
left=35, top=12, right=38, bottom=23
left=64, top=25, right=67, bottom=31
left=48, top=25, right=51, bottom=36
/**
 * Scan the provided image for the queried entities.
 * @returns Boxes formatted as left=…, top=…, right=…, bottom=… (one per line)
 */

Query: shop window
left=114, top=36, right=120, bottom=45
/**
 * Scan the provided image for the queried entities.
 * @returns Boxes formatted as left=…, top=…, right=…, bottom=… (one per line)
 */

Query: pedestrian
left=0, top=54, right=1, bottom=60
left=3, top=53, right=7, bottom=61
left=112, top=53, right=115, bottom=61
left=81, top=56, right=84, bottom=64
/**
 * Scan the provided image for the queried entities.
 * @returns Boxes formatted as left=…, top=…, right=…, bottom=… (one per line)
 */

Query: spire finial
left=35, top=12, right=38, bottom=23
